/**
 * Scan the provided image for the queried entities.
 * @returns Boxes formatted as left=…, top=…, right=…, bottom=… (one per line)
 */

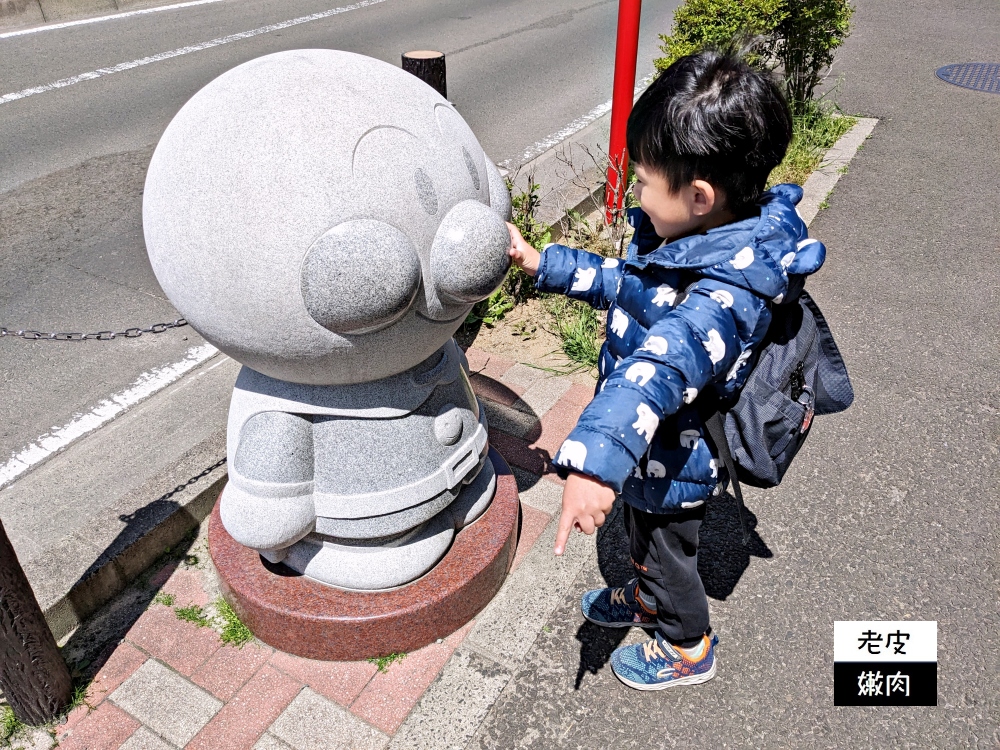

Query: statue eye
left=414, top=168, right=438, bottom=215
left=462, top=146, right=481, bottom=191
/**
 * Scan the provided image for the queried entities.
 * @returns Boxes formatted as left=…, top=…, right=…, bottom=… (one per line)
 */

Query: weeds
left=544, top=297, right=602, bottom=370
left=768, top=103, right=856, bottom=186
left=174, top=605, right=211, bottom=627
left=215, top=598, right=254, bottom=648
left=1, top=706, right=23, bottom=745
left=367, top=652, right=407, bottom=673
left=153, top=592, right=176, bottom=606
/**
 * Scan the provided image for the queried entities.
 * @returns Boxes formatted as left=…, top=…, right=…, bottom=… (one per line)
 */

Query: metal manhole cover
left=936, top=63, right=1000, bottom=94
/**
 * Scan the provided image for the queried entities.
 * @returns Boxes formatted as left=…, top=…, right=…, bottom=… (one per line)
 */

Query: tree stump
left=402, top=50, right=447, bottom=99
left=0, top=519, right=72, bottom=725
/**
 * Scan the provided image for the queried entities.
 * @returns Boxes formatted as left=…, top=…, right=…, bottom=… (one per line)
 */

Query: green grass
left=367, top=652, right=406, bottom=673
left=174, top=604, right=211, bottom=627
left=215, top=598, right=254, bottom=648
left=153, top=592, right=175, bottom=606
left=544, top=297, right=602, bottom=370
left=768, top=105, right=857, bottom=187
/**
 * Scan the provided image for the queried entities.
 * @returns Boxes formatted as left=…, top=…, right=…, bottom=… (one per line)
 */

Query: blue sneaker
left=581, top=578, right=657, bottom=628
left=610, top=632, right=718, bottom=690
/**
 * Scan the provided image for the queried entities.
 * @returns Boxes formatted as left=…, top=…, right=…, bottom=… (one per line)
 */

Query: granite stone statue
left=143, top=49, right=512, bottom=590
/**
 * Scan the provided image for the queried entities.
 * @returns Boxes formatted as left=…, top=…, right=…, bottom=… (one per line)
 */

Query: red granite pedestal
left=209, top=448, right=520, bottom=661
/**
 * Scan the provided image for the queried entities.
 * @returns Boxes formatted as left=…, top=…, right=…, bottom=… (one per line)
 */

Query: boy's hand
left=507, top=222, right=541, bottom=277
left=554, top=472, right=616, bottom=556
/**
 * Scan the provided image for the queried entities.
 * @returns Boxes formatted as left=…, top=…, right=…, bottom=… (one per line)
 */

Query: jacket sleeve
left=552, top=279, right=767, bottom=491
left=534, top=244, right=623, bottom=310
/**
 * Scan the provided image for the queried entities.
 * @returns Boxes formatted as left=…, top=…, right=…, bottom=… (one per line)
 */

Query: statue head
left=144, top=49, right=511, bottom=385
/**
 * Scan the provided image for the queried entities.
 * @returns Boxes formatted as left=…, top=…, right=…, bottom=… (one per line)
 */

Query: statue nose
left=430, top=199, right=511, bottom=306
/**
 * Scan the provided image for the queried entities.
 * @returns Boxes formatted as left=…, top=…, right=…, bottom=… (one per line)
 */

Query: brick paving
left=44, top=347, right=590, bottom=750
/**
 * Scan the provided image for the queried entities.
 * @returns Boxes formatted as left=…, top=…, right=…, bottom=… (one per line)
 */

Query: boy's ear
left=690, top=179, right=720, bottom=216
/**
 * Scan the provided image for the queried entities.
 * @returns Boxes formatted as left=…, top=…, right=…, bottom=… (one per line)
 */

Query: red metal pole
left=606, top=0, right=642, bottom=221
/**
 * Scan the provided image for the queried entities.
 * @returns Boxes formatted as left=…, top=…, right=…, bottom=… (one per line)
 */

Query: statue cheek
left=301, top=220, right=421, bottom=335
left=428, top=199, right=511, bottom=312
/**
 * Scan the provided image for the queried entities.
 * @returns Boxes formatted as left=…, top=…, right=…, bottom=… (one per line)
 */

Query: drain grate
left=936, top=62, right=1000, bottom=94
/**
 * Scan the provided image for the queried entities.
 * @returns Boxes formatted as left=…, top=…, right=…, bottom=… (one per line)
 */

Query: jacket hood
left=625, top=183, right=825, bottom=303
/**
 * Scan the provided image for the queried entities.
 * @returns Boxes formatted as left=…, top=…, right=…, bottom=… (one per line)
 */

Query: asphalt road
left=0, top=0, right=680, bottom=468
left=469, top=0, right=1000, bottom=746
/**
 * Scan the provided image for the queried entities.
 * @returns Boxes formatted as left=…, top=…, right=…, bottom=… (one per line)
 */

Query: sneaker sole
left=582, top=612, right=654, bottom=629
left=611, top=658, right=717, bottom=691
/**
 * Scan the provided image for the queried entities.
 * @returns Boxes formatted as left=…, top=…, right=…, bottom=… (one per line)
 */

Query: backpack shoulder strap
left=701, top=407, right=751, bottom=546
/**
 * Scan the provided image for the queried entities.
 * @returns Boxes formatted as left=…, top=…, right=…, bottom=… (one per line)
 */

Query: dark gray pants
left=625, top=503, right=709, bottom=648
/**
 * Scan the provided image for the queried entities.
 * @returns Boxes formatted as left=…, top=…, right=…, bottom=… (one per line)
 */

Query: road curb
left=798, top=117, right=879, bottom=226
left=0, top=0, right=185, bottom=33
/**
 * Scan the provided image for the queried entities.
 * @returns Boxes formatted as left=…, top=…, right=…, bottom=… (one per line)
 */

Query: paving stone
left=253, top=734, right=294, bottom=750
left=511, top=505, right=553, bottom=572
left=469, top=372, right=522, bottom=406
left=559, top=381, right=597, bottom=410
left=269, top=688, right=388, bottom=750
left=268, top=650, right=377, bottom=706
left=499, top=363, right=547, bottom=390
left=110, top=659, right=222, bottom=747
left=57, top=701, right=140, bottom=750
left=464, top=348, right=515, bottom=381
left=147, top=561, right=179, bottom=589
left=388, top=648, right=511, bottom=750
left=191, top=642, right=274, bottom=700
left=481, top=399, right=540, bottom=440
left=465, top=513, right=593, bottom=665
left=85, top=642, right=149, bottom=707
left=188, top=664, right=302, bottom=750
left=487, top=429, right=548, bottom=477
left=118, top=727, right=174, bottom=750
left=510, top=467, right=563, bottom=516
left=349, top=621, right=473, bottom=735
left=159, top=566, right=210, bottom=607
left=532, top=396, right=585, bottom=458
left=512, top=376, right=572, bottom=419
left=126, top=604, right=221, bottom=676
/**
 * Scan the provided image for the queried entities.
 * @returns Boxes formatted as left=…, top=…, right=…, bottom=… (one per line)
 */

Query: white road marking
left=499, top=73, right=655, bottom=168
left=0, top=0, right=390, bottom=106
left=0, top=343, right=218, bottom=490
left=0, top=0, right=224, bottom=40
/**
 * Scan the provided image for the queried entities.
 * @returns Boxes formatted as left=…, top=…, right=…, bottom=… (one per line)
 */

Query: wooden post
left=402, top=50, right=447, bottom=99
left=0, top=519, right=72, bottom=725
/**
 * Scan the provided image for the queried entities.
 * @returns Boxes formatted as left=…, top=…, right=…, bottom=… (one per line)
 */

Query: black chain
left=152, top=457, right=228, bottom=505
left=0, top=319, right=188, bottom=341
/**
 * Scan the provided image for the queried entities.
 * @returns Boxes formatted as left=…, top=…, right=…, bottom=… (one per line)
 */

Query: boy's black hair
left=626, top=50, right=793, bottom=214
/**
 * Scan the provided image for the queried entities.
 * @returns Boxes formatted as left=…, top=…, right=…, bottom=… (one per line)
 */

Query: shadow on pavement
left=573, top=492, right=773, bottom=688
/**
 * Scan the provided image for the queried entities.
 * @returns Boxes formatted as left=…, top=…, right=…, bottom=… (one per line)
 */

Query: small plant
left=367, top=652, right=406, bottom=673
left=767, top=103, right=856, bottom=186
left=542, top=625, right=552, bottom=633
left=544, top=297, right=602, bottom=370
left=153, top=592, right=176, bottom=606
left=1, top=706, right=23, bottom=744
left=215, top=598, right=254, bottom=648
left=174, top=604, right=211, bottom=627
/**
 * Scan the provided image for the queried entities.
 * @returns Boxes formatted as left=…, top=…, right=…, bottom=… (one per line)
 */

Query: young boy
left=507, top=50, right=826, bottom=690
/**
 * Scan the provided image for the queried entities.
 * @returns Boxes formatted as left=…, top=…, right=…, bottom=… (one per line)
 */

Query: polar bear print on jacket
left=709, top=289, right=734, bottom=309
left=652, top=284, right=679, bottom=307
left=625, top=362, right=656, bottom=387
left=730, top=246, right=755, bottom=270
left=682, top=387, right=699, bottom=404
left=638, top=335, right=668, bottom=356
left=571, top=267, right=597, bottom=292
left=702, top=329, right=726, bottom=364
left=602, top=257, right=620, bottom=268
left=610, top=308, right=629, bottom=338
left=633, top=403, right=659, bottom=443
left=556, top=439, right=588, bottom=471
left=679, top=429, right=701, bottom=449
left=646, top=460, right=666, bottom=478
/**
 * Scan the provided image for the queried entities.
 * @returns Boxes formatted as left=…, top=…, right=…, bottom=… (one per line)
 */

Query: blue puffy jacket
left=536, top=184, right=826, bottom=513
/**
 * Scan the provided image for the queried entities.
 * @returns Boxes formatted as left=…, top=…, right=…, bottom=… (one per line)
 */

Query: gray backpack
left=700, top=290, right=853, bottom=542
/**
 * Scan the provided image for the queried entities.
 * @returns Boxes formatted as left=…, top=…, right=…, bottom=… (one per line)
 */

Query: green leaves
left=655, top=0, right=855, bottom=113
